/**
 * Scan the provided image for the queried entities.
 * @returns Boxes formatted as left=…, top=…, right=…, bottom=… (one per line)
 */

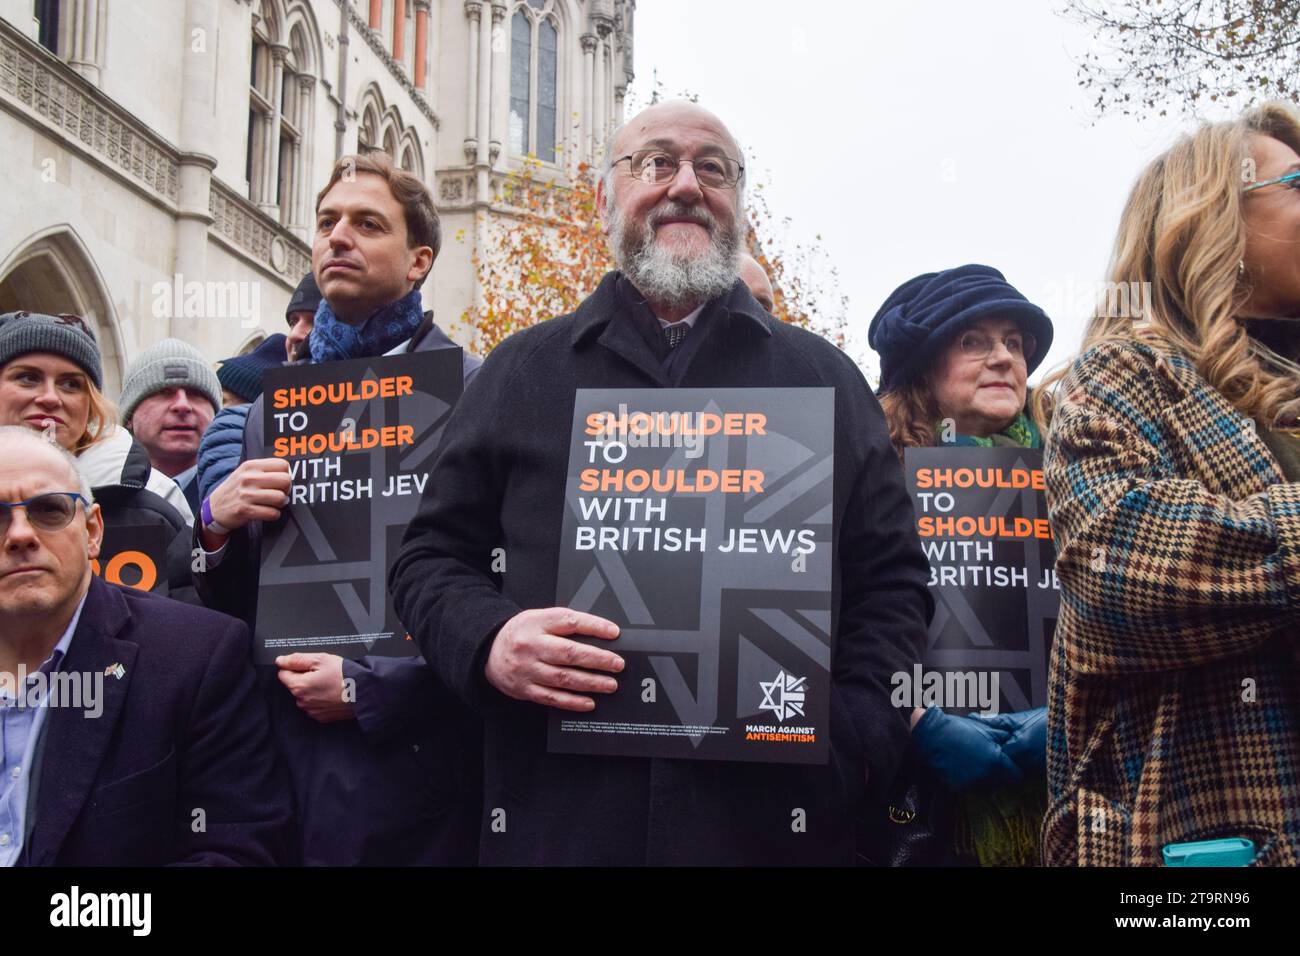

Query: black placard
left=903, top=446, right=1058, bottom=714
left=549, top=387, right=834, bottom=764
left=254, top=350, right=462, bottom=663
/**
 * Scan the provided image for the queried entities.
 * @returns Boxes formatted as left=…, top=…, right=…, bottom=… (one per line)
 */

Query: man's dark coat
left=390, top=273, right=931, bottom=865
left=19, top=576, right=291, bottom=865
left=193, top=315, right=483, bottom=866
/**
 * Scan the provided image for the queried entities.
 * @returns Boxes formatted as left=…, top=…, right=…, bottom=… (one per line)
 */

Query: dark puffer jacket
left=76, top=425, right=199, bottom=605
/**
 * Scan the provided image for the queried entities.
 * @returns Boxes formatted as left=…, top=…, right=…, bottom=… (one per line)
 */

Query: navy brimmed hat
left=216, top=333, right=287, bottom=403
left=286, top=271, right=322, bottom=320
left=867, top=264, right=1053, bottom=393
left=0, top=311, right=103, bottom=389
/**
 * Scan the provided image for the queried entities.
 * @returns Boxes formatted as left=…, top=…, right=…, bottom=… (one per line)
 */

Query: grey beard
left=608, top=201, right=741, bottom=311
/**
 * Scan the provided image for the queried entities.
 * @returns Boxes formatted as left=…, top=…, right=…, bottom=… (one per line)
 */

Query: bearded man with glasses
left=0, top=426, right=288, bottom=866
left=390, top=101, right=931, bottom=865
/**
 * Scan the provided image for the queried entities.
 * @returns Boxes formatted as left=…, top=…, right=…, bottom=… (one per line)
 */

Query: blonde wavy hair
left=1034, top=101, right=1300, bottom=430
left=75, top=378, right=118, bottom=454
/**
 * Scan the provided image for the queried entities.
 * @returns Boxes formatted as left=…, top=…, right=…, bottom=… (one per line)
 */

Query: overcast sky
left=626, top=0, right=1236, bottom=383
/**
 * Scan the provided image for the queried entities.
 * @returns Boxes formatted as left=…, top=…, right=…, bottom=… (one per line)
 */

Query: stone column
left=489, top=1, right=507, bottom=165
left=592, top=28, right=609, bottom=158
left=369, top=0, right=383, bottom=30
left=414, top=0, right=430, bottom=89
left=580, top=33, right=596, bottom=164
left=290, top=74, right=315, bottom=235
left=475, top=0, right=491, bottom=170
left=171, top=0, right=219, bottom=345
left=464, top=1, right=480, bottom=163
left=64, top=0, right=107, bottom=86
left=393, top=0, right=406, bottom=63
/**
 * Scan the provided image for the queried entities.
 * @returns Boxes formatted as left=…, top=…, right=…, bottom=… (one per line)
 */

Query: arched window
left=247, top=4, right=319, bottom=231
left=538, top=19, right=557, bottom=161
left=509, top=10, right=530, bottom=157
left=275, top=20, right=320, bottom=230
left=247, top=15, right=274, bottom=203
left=277, top=35, right=302, bottom=226
left=509, top=2, right=559, bottom=163
left=359, top=104, right=379, bottom=152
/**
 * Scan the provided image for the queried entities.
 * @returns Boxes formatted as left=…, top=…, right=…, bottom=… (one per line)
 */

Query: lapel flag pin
left=104, top=663, right=125, bottom=680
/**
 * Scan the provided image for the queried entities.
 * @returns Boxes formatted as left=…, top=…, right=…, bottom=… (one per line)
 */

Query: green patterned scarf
left=938, top=410, right=1042, bottom=449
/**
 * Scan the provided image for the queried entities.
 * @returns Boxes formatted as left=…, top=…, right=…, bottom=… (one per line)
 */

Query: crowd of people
left=1, top=95, right=1298, bottom=866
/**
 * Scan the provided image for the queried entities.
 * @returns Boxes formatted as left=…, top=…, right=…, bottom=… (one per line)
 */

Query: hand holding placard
left=485, top=607, right=624, bottom=712
left=199, top=457, right=291, bottom=548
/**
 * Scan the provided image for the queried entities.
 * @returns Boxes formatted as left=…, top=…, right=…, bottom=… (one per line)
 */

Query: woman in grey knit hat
left=0, top=311, right=198, bottom=602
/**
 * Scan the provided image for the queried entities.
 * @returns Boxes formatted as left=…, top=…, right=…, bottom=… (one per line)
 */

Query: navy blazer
left=18, top=576, right=291, bottom=866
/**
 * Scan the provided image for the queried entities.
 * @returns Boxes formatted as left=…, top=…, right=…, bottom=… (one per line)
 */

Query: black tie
left=664, top=322, right=690, bottom=350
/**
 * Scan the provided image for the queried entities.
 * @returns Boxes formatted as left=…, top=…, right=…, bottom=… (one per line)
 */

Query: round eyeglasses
left=955, top=330, right=1035, bottom=363
left=613, top=149, right=744, bottom=188
left=0, top=492, right=89, bottom=535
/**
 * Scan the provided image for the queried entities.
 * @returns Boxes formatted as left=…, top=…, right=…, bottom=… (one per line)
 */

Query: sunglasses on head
left=0, top=492, right=89, bottom=535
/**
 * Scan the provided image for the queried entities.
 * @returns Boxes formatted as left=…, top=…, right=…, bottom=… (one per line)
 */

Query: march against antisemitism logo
left=759, top=669, right=807, bottom=722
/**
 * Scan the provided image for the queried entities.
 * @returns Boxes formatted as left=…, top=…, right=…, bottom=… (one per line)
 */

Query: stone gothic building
left=0, top=0, right=635, bottom=398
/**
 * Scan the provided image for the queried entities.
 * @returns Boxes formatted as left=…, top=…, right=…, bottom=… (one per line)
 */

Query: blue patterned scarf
left=308, top=289, right=424, bottom=363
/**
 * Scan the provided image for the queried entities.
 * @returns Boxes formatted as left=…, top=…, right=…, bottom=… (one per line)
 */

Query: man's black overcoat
left=390, top=273, right=931, bottom=865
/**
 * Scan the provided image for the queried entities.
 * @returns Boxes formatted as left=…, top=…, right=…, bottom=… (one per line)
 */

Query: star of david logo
left=759, top=670, right=807, bottom=722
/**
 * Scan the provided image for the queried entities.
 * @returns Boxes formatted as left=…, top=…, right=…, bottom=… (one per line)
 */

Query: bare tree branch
left=1063, top=0, right=1300, bottom=119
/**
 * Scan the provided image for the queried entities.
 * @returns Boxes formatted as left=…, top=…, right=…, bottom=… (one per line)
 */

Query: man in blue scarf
left=192, top=153, right=482, bottom=865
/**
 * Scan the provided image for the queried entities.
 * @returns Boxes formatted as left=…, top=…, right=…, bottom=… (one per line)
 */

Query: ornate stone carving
left=0, top=22, right=179, bottom=202
left=439, top=177, right=464, bottom=201
left=208, top=179, right=311, bottom=280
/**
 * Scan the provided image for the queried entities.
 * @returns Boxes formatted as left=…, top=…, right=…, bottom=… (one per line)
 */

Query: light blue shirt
left=0, top=592, right=87, bottom=866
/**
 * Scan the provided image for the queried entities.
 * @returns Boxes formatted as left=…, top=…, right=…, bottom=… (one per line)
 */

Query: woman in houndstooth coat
left=1036, top=102, right=1300, bottom=867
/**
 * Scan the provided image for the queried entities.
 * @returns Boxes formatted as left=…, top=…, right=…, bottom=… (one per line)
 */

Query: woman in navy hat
left=869, top=263, right=1053, bottom=450
left=865, top=264, right=1051, bottom=866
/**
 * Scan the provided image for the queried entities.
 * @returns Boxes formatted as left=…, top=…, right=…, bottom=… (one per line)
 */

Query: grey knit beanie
left=0, top=311, right=104, bottom=389
left=119, top=338, right=222, bottom=421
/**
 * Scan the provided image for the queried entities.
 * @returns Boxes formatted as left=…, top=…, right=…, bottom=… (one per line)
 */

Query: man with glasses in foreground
left=390, top=101, right=931, bottom=865
left=0, top=426, right=288, bottom=865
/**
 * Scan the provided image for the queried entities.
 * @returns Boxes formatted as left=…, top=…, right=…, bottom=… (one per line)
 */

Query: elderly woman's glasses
left=956, top=330, right=1034, bottom=363
left=1244, top=170, right=1300, bottom=193
left=0, top=493, right=88, bottom=535
left=613, top=149, right=744, bottom=188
